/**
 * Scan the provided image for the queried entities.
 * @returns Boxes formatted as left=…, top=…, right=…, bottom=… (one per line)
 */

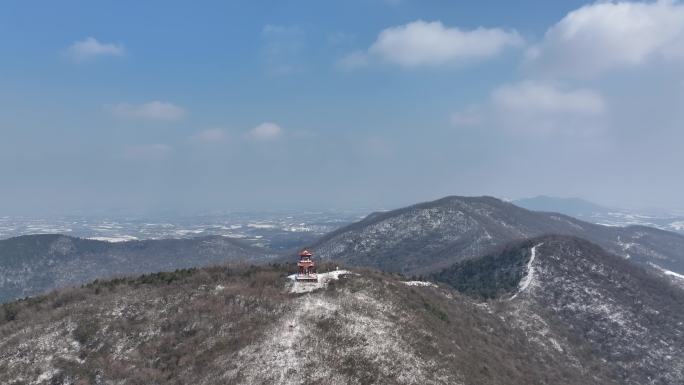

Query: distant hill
left=513, top=195, right=684, bottom=235
left=309, top=196, right=684, bottom=276
left=431, top=235, right=684, bottom=385
left=2, top=237, right=682, bottom=384
left=0, top=234, right=276, bottom=303
left=512, top=196, right=612, bottom=217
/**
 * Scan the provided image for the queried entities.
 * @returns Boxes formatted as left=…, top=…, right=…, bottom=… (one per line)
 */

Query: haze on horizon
left=2, top=0, right=684, bottom=216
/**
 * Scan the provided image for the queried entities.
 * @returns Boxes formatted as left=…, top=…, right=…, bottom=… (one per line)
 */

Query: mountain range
left=1, top=234, right=682, bottom=384
left=3, top=196, right=684, bottom=304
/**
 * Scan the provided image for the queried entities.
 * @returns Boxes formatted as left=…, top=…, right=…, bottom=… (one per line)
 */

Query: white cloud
left=452, top=81, right=606, bottom=134
left=246, top=122, right=283, bottom=141
left=110, top=101, right=187, bottom=121
left=343, top=20, right=523, bottom=68
left=192, top=128, right=228, bottom=144
left=65, top=37, right=125, bottom=61
left=491, top=81, right=605, bottom=117
left=526, top=0, right=684, bottom=77
left=124, top=144, right=172, bottom=160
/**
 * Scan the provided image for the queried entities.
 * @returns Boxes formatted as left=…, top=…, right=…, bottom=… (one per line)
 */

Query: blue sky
left=2, top=0, right=684, bottom=214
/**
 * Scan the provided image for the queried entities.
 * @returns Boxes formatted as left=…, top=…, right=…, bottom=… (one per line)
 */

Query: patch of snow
left=649, top=263, right=684, bottom=281
left=510, top=243, right=543, bottom=300
left=247, top=223, right=276, bottom=229
left=87, top=235, right=138, bottom=243
left=173, top=229, right=204, bottom=236
left=36, top=368, right=60, bottom=383
left=222, top=280, right=460, bottom=385
left=669, top=221, right=684, bottom=231
left=664, top=270, right=684, bottom=281
left=403, top=281, right=437, bottom=288
left=288, top=270, right=354, bottom=294
left=219, top=233, right=247, bottom=239
left=285, top=226, right=312, bottom=232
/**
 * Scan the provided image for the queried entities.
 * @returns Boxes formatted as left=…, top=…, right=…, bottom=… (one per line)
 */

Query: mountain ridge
left=0, top=234, right=276, bottom=303
left=309, top=195, right=684, bottom=276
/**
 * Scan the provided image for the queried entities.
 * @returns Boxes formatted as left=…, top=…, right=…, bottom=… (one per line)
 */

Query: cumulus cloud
left=342, top=20, right=523, bottom=68
left=452, top=81, right=606, bottom=134
left=110, top=101, right=187, bottom=121
left=526, top=0, right=684, bottom=77
left=65, top=37, right=125, bottom=61
left=246, top=122, right=283, bottom=141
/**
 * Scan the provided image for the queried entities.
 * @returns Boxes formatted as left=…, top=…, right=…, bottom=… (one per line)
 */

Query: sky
left=2, top=0, right=684, bottom=215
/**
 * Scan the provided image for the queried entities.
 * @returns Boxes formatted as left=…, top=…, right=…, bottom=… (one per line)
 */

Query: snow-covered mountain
left=310, top=196, right=684, bottom=276
left=2, top=238, right=682, bottom=384
left=432, top=235, right=684, bottom=385
left=3, top=195, right=683, bottom=305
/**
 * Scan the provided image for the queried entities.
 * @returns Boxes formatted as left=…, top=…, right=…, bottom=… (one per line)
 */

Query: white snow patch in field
left=669, top=221, right=684, bottom=231
left=285, top=225, right=312, bottom=232
left=403, top=280, right=437, bottom=288
left=247, top=223, right=276, bottom=229
left=510, top=243, right=543, bottom=300
left=87, top=235, right=138, bottom=242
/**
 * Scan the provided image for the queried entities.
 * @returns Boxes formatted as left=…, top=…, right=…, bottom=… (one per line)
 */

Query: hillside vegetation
left=433, top=235, right=684, bottom=385
left=1, top=262, right=622, bottom=385
left=0, top=234, right=275, bottom=303
left=310, top=196, right=684, bottom=276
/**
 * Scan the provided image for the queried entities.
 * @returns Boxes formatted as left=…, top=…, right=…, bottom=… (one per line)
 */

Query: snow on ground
left=403, top=281, right=437, bottom=288
left=650, top=263, right=684, bottom=281
left=222, top=276, right=460, bottom=385
left=510, top=243, right=543, bottom=300
left=664, top=270, right=684, bottom=281
left=669, top=221, right=684, bottom=231
left=287, top=270, right=353, bottom=293
left=247, top=223, right=276, bottom=229
left=86, top=235, right=138, bottom=242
